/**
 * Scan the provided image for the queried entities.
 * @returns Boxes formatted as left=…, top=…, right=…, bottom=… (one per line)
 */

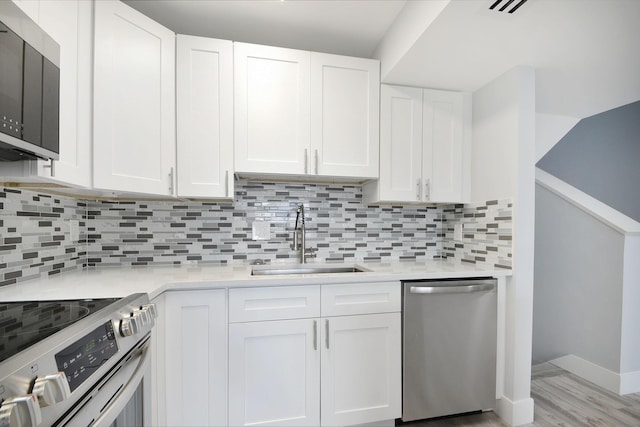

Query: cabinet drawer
left=229, top=285, right=320, bottom=323
left=321, top=282, right=401, bottom=317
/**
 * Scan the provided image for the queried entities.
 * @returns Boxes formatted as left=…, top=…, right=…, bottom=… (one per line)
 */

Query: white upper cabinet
left=310, top=53, right=379, bottom=179
left=234, top=43, right=380, bottom=181
left=370, top=84, right=424, bottom=203
left=93, top=0, right=176, bottom=196
left=422, top=88, right=468, bottom=203
left=364, top=85, right=470, bottom=204
left=35, top=0, right=92, bottom=187
left=176, top=35, right=233, bottom=199
left=234, top=43, right=310, bottom=175
left=6, top=0, right=92, bottom=188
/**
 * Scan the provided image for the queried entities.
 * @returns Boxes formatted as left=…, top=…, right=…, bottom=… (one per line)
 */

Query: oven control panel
left=54, top=322, right=118, bottom=393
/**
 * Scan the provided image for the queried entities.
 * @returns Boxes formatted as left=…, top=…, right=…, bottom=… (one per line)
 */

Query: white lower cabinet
left=228, top=319, right=321, bottom=426
left=321, top=313, right=401, bottom=426
left=228, top=283, right=401, bottom=427
left=162, top=290, right=227, bottom=427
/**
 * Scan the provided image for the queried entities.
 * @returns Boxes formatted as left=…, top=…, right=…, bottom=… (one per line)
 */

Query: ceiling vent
left=489, top=0, right=529, bottom=14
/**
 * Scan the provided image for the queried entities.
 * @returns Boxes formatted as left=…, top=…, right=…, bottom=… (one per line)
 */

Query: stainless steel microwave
left=0, top=1, right=60, bottom=161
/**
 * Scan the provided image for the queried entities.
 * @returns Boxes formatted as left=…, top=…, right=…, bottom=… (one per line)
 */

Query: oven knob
left=136, top=304, right=156, bottom=326
left=0, top=394, right=42, bottom=427
left=133, top=308, right=150, bottom=327
left=119, top=315, right=139, bottom=337
left=33, top=372, right=71, bottom=407
left=143, top=303, right=158, bottom=320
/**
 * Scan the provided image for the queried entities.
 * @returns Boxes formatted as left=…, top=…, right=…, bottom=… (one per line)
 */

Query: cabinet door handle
left=225, top=170, right=229, bottom=198
left=325, top=319, right=330, bottom=349
left=314, top=149, right=319, bottom=175
left=416, top=178, right=421, bottom=201
left=425, top=178, right=430, bottom=201
left=304, top=149, right=308, bottom=174
left=313, top=320, right=317, bottom=351
left=168, top=167, right=174, bottom=195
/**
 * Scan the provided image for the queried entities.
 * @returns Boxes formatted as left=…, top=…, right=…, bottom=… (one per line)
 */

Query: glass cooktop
left=0, top=298, right=119, bottom=363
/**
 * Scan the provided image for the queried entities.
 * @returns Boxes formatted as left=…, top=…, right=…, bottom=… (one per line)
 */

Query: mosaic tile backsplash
left=86, top=182, right=444, bottom=267
left=442, top=200, right=513, bottom=269
left=1, top=182, right=513, bottom=287
left=0, top=188, right=86, bottom=287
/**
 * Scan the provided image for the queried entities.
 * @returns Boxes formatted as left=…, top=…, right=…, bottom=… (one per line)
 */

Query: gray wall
left=537, top=101, right=640, bottom=222
left=533, top=184, right=624, bottom=371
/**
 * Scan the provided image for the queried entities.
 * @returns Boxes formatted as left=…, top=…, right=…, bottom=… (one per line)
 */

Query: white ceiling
left=123, top=0, right=640, bottom=120
left=383, top=0, right=640, bottom=119
left=122, top=0, right=406, bottom=58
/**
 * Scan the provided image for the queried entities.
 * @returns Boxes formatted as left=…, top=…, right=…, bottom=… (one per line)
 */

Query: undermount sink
left=251, top=264, right=369, bottom=276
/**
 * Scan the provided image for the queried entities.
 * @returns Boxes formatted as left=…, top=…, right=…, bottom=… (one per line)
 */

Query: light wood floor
left=397, top=363, right=640, bottom=426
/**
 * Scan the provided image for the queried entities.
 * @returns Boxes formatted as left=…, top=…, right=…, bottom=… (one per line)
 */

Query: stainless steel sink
left=251, top=264, right=368, bottom=276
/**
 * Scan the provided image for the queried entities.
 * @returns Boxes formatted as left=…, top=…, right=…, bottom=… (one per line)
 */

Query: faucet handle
left=305, top=248, right=318, bottom=259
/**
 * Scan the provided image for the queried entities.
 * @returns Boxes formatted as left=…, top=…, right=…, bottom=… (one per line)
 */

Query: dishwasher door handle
left=409, top=283, right=495, bottom=294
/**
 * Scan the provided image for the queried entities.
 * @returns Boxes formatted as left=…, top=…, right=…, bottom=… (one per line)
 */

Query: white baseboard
left=550, top=354, right=640, bottom=395
left=620, top=367, right=640, bottom=395
left=495, top=395, right=534, bottom=426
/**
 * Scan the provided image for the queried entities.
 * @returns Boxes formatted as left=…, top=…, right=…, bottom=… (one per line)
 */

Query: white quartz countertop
left=0, top=260, right=511, bottom=301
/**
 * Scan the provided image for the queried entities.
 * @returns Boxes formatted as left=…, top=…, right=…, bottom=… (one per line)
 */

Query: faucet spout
left=291, top=204, right=314, bottom=264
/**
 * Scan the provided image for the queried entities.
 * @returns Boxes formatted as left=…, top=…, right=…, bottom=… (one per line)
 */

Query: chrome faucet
left=291, top=204, right=316, bottom=263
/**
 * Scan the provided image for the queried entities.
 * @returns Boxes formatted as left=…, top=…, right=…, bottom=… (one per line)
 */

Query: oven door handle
left=92, top=340, right=151, bottom=427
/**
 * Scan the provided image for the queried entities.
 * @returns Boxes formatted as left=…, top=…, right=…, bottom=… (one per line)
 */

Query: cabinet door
left=321, top=313, right=401, bottom=426
left=164, top=290, right=227, bottom=427
left=310, top=53, right=379, bottom=179
left=176, top=35, right=233, bottom=198
left=93, top=0, right=176, bottom=195
left=229, top=319, right=320, bottom=426
left=33, top=0, right=92, bottom=187
left=378, top=84, right=424, bottom=202
left=234, top=42, right=310, bottom=175
left=422, top=89, right=465, bottom=203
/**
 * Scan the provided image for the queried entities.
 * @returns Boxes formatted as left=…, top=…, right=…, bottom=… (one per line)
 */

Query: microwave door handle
left=91, top=342, right=151, bottom=427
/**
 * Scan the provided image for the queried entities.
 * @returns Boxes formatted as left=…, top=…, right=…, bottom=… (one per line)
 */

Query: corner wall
left=533, top=184, right=624, bottom=370
left=534, top=170, right=640, bottom=395
left=471, top=66, right=536, bottom=426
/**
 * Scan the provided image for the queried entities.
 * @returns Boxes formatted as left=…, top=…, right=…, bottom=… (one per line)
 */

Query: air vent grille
left=489, top=0, right=529, bottom=14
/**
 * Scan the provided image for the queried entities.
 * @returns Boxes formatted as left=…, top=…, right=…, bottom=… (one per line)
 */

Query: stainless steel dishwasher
left=401, top=278, right=497, bottom=421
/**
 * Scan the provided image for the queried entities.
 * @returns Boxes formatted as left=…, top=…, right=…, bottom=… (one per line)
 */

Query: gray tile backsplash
left=86, top=182, right=444, bottom=266
left=0, top=188, right=86, bottom=287
left=0, top=182, right=513, bottom=287
left=442, top=200, right=513, bottom=269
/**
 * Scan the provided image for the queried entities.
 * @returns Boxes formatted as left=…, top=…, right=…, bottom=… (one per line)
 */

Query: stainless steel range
left=0, top=293, right=157, bottom=427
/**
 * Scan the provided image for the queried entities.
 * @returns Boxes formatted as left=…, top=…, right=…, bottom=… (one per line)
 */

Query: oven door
left=58, top=334, right=152, bottom=427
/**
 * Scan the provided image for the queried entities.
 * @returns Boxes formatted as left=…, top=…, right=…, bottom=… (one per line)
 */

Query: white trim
left=495, top=395, right=534, bottom=426
left=536, top=168, right=640, bottom=235
left=495, top=277, right=506, bottom=400
left=620, top=370, right=640, bottom=395
left=550, top=354, right=640, bottom=395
